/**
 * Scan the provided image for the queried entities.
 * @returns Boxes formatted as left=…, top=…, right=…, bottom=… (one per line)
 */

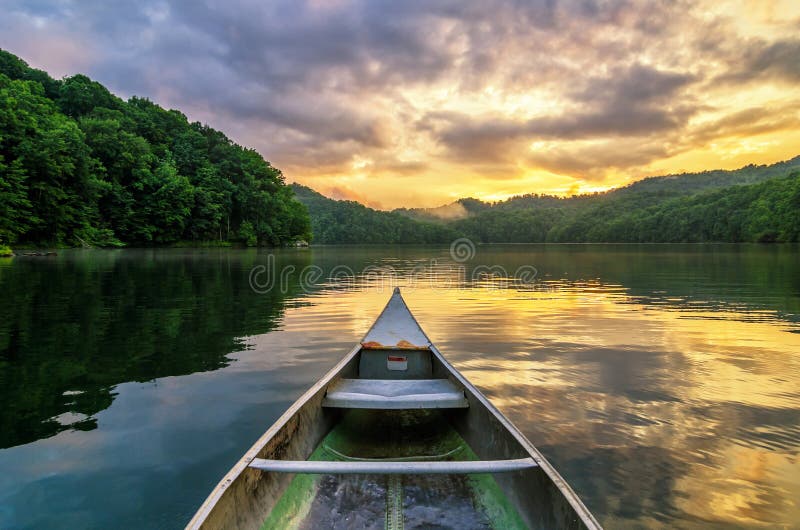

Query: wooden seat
left=249, top=458, right=537, bottom=474
left=322, top=378, right=469, bottom=409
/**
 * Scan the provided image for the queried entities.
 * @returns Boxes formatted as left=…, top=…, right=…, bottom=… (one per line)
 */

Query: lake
left=1, top=244, right=798, bottom=529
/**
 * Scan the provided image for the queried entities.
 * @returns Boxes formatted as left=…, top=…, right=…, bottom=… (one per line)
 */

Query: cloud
left=717, top=38, right=800, bottom=84
left=687, top=102, right=800, bottom=145
left=526, top=139, right=671, bottom=180
left=431, top=63, right=699, bottom=174
left=0, top=0, right=798, bottom=207
left=0, top=11, right=98, bottom=78
left=421, top=201, right=470, bottom=220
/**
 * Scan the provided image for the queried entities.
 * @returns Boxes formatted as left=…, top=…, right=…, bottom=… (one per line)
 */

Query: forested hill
left=2, top=47, right=797, bottom=248
left=295, top=159, right=799, bottom=245
left=0, top=49, right=311, bottom=247
left=451, top=170, right=799, bottom=243
left=617, top=156, right=800, bottom=196
left=291, top=184, right=461, bottom=244
left=397, top=157, right=800, bottom=221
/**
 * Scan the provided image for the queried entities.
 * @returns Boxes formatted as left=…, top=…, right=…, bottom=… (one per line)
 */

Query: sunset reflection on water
left=274, top=251, right=800, bottom=528
left=1, top=245, right=798, bottom=528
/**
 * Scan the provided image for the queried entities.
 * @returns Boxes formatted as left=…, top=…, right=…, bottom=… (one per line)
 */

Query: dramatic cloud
left=1, top=0, right=799, bottom=207
left=717, top=38, right=800, bottom=84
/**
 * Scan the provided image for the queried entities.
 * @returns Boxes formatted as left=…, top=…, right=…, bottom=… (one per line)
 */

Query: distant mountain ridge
left=394, top=156, right=800, bottom=221
left=297, top=156, right=800, bottom=244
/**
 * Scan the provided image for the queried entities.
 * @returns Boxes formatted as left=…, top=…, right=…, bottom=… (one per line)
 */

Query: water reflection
left=0, top=249, right=312, bottom=448
left=424, top=289, right=800, bottom=527
left=0, top=245, right=798, bottom=529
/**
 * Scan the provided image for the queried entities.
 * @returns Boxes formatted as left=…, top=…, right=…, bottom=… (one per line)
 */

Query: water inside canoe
left=261, top=410, right=527, bottom=530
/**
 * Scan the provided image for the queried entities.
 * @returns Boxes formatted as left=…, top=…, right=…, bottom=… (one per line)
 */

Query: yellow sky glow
left=4, top=0, right=799, bottom=210
left=280, top=1, right=800, bottom=209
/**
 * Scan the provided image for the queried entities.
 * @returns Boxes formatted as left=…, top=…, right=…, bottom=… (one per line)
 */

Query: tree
left=0, top=50, right=313, bottom=247
left=132, top=155, right=195, bottom=243
left=57, top=74, right=120, bottom=118
left=0, top=158, right=33, bottom=243
left=0, top=74, right=103, bottom=244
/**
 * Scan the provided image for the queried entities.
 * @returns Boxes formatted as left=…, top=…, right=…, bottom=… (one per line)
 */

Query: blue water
left=1, top=245, right=798, bottom=528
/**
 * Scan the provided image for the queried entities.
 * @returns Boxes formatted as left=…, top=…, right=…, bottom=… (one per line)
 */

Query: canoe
left=187, top=288, right=601, bottom=529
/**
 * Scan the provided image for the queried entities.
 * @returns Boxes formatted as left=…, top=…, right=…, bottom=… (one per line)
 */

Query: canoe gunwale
left=185, top=343, right=361, bottom=530
left=429, top=343, right=602, bottom=529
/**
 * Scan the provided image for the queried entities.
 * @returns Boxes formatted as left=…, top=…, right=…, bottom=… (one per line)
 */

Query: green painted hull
left=261, top=410, right=527, bottom=530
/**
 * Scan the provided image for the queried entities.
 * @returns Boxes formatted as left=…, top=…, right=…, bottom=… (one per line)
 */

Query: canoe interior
left=261, top=409, right=527, bottom=529
left=189, top=344, right=597, bottom=530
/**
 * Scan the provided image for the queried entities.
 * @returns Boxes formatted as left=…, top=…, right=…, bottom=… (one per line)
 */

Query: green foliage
left=0, top=244, right=12, bottom=256
left=58, top=74, right=121, bottom=118
left=73, top=226, right=124, bottom=247
left=238, top=220, right=257, bottom=246
left=0, top=50, right=61, bottom=98
left=0, top=72, right=103, bottom=244
left=0, top=158, right=31, bottom=244
left=297, top=158, right=799, bottom=245
left=0, top=49, right=309, bottom=247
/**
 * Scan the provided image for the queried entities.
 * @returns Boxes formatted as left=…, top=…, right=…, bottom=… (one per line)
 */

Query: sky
left=2, top=0, right=799, bottom=209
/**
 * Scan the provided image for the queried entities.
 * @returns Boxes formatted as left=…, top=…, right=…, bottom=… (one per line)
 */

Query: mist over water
left=1, top=245, right=798, bottom=528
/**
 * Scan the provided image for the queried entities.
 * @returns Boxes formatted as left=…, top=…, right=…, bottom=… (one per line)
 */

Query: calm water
left=1, top=245, right=799, bottom=529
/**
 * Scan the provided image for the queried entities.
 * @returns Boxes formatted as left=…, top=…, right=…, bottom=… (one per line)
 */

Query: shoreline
left=4, top=240, right=798, bottom=255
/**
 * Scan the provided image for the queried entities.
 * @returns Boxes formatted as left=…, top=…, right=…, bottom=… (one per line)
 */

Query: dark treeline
left=0, top=50, right=311, bottom=247
left=291, top=184, right=461, bottom=244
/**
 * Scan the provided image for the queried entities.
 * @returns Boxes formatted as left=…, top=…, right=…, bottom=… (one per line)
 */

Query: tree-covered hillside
left=0, top=49, right=310, bottom=247
left=3, top=47, right=797, bottom=247
left=291, top=184, right=461, bottom=244
left=296, top=159, right=800, bottom=245
left=616, top=157, right=800, bottom=196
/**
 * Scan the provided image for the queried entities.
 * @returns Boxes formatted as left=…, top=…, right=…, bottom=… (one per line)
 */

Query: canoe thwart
left=322, top=378, right=469, bottom=409
left=248, top=457, right=538, bottom=474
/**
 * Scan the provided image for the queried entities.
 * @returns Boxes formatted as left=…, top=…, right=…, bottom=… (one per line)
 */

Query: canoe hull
left=187, top=345, right=599, bottom=529
left=188, top=289, right=600, bottom=529
left=186, top=346, right=358, bottom=530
